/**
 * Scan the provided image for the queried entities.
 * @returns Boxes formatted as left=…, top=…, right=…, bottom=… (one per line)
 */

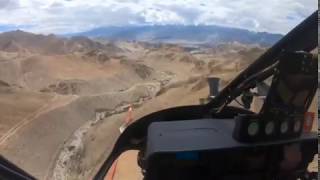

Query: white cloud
left=0, top=0, right=21, bottom=10
left=0, top=0, right=317, bottom=34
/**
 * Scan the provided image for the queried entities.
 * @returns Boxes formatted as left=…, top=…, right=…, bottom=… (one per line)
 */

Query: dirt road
left=0, top=94, right=78, bottom=178
left=0, top=95, right=67, bottom=145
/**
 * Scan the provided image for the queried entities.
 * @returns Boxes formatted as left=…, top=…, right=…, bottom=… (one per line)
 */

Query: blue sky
left=0, top=0, right=317, bottom=34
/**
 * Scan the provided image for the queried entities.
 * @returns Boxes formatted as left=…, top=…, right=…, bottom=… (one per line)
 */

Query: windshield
left=0, top=1, right=317, bottom=179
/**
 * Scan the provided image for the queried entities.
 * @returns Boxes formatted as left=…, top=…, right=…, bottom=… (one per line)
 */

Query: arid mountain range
left=0, top=30, right=267, bottom=179
left=69, top=25, right=283, bottom=46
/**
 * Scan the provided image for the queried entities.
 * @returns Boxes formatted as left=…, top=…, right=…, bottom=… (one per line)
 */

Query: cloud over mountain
left=0, top=0, right=317, bottom=34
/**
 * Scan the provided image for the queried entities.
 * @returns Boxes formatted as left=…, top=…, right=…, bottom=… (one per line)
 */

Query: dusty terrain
left=0, top=30, right=315, bottom=180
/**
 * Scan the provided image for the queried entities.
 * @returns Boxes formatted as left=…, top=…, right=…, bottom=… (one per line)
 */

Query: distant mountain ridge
left=69, top=25, right=283, bottom=46
left=0, top=30, right=122, bottom=55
